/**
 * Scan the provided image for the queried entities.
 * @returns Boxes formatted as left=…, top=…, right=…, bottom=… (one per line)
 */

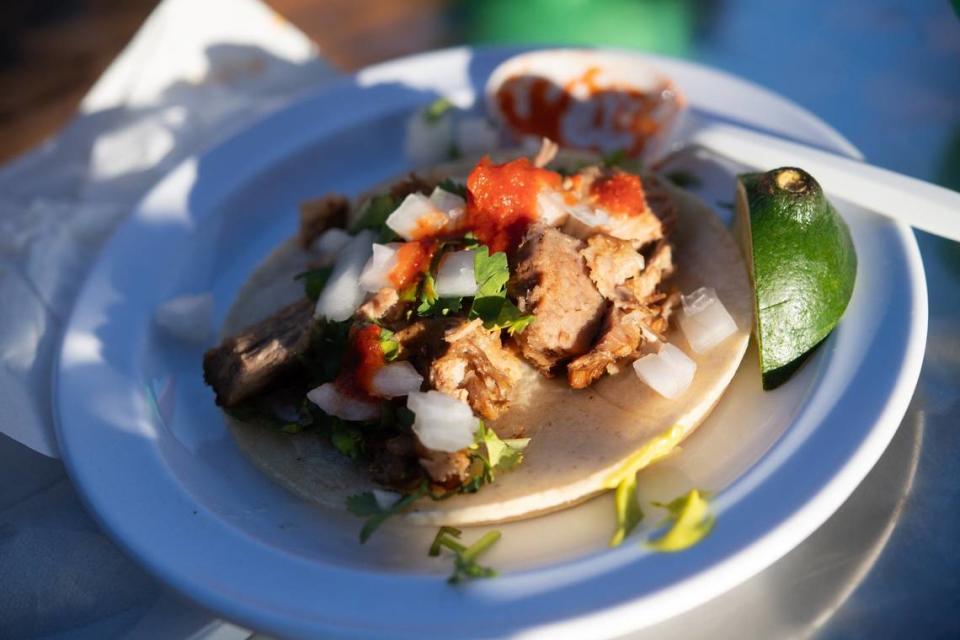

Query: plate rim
left=53, top=45, right=927, bottom=639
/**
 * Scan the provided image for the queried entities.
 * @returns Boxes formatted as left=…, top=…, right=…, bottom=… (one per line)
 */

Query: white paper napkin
left=0, top=0, right=338, bottom=458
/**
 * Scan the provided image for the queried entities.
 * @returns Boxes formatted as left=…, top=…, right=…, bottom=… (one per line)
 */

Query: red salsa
left=589, top=172, right=648, bottom=216
left=495, top=66, right=672, bottom=156
left=465, top=156, right=562, bottom=253
left=336, top=324, right=385, bottom=398
left=389, top=240, right=437, bottom=290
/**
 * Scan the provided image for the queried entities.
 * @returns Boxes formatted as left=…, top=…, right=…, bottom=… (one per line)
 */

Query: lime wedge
left=735, top=167, right=857, bottom=390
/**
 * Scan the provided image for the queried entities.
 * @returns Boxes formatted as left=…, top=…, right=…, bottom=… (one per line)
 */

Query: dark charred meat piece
left=389, top=173, right=438, bottom=200
left=393, top=318, right=461, bottom=375
left=508, top=224, right=606, bottom=374
left=298, top=194, right=349, bottom=249
left=430, top=319, right=523, bottom=421
left=203, top=298, right=314, bottom=407
left=366, top=432, right=423, bottom=489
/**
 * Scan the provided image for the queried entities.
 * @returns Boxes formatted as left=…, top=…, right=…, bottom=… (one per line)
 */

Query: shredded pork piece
left=357, top=287, right=402, bottom=323
left=615, top=240, right=674, bottom=306
left=429, top=319, right=523, bottom=420
left=509, top=224, right=606, bottom=374
left=580, top=234, right=646, bottom=299
left=298, top=194, right=349, bottom=249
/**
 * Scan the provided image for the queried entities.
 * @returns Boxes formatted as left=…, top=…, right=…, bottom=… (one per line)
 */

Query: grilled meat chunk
left=430, top=319, right=523, bottom=421
left=616, top=240, right=674, bottom=306
left=567, top=303, right=669, bottom=389
left=568, top=251, right=680, bottom=390
left=298, top=194, right=350, bottom=249
left=203, top=298, right=315, bottom=406
left=357, top=287, right=403, bottom=324
left=395, top=318, right=522, bottom=421
left=509, top=225, right=606, bottom=374
left=580, top=234, right=646, bottom=299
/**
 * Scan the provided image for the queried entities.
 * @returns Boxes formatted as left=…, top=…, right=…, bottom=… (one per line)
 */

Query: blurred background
left=2, top=0, right=958, bottom=184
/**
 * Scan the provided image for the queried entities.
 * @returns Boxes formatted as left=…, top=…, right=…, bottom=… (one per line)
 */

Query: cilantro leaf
left=437, top=178, right=467, bottom=198
left=379, top=327, right=400, bottom=361
left=294, top=267, right=333, bottom=302
left=488, top=299, right=534, bottom=335
left=429, top=527, right=502, bottom=584
left=346, top=482, right=429, bottom=543
left=331, top=421, right=364, bottom=459
left=646, top=489, right=715, bottom=552
left=609, top=473, right=644, bottom=547
left=424, top=97, right=453, bottom=124
left=302, top=319, right=351, bottom=385
left=351, top=194, right=398, bottom=233
left=472, top=246, right=510, bottom=298
left=468, top=246, right=519, bottom=329
left=416, top=270, right=462, bottom=317
left=460, top=422, right=530, bottom=492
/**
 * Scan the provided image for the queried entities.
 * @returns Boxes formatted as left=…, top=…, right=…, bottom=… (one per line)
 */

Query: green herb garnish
left=468, top=246, right=533, bottom=334
left=330, top=421, right=364, bottom=459
left=416, top=270, right=463, bottom=317
left=646, top=489, right=714, bottom=552
left=429, top=526, right=502, bottom=584
left=609, top=473, right=644, bottom=547
left=460, top=422, right=530, bottom=493
left=424, top=97, right=453, bottom=124
left=346, top=482, right=429, bottom=543
left=294, top=267, right=332, bottom=301
left=379, top=327, right=400, bottom=361
left=351, top=194, right=398, bottom=234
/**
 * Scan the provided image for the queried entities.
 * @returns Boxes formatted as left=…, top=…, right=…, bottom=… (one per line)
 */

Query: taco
left=202, top=147, right=752, bottom=526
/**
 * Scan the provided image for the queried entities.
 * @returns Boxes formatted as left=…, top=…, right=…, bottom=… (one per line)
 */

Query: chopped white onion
left=434, top=250, right=478, bottom=297
left=315, top=230, right=375, bottom=321
left=429, top=186, right=466, bottom=221
left=678, top=287, right=738, bottom=353
left=154, top=292, right=212, bottom=343
left=306, top=382, right=379, bottom=422
left=386, top=193, right=448, bottom=240
left=370, top=361, right=424, bottom=398
left=405, top=110, right=453, bottom=166
left=455, top=116, right=500, bottom=155
left=311, top=228, right=352, bottom=265
left=373, top=489, right=401, bottom=510
left=633, top=343, right=697, bottom=399
left=407, top=390, right=479, bottom=452
left=359, top=243, right=400, bottom=293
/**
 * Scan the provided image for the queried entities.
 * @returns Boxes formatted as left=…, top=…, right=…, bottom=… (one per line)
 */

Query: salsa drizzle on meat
left=203, top=143, right=679, bottom=496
